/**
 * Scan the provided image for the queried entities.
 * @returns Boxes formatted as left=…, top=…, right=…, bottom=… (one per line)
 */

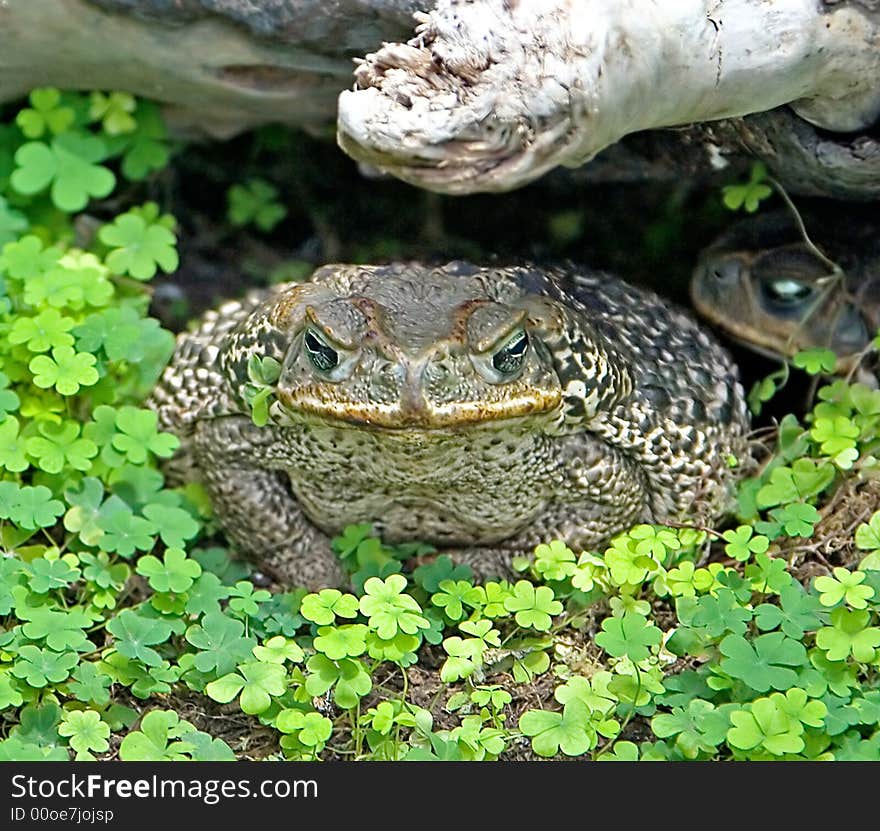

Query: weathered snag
left=337, top=0, right=880, bottom=193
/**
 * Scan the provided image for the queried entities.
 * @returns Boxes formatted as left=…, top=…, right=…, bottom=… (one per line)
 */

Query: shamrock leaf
left=533, top=539, right=577, bottom=580
left=205, top=661, right=287, bottom=715
left=300, top=589, right=360, bottom=625
left=16, top=88, right=75, bottom=138
left=9, top=308, right=75, bottom=353
left=11, top=132, right=115, bottom=211
left=11, top=646, right=78, bottom=688
left=9, top=485, right=64, bottom=529
left=312, top=625, right=368, bottom=661
left=793, top=348, right=838, bottom=376
left=502, top=580, right=563, bottom=631
left=275, top=710, right=333, bottom=749
left=89, top=91, right=137, bottom=135
left=595, top=612, right=662, bottom=662
left=431, top=579, right=484, bottom=621
left=67, top=662, right=112, bottom=706
left=304, top=655, right=372, bottom=709
left=252, top=635, right=305, bottom=665
left=118, top=710, right=195, bottom=761
left=26, top=556, right=81, bottom=593
left=26, top=420, right=97, bottom=473
left=99, top=210, right=179, bottom=280
left=722, top=525, right=770, bottom=562
left=59, top=710, right=110, bottom=756
left=719, top=632, right=807, bottom=692
left=359, top=574, right=429, bottom=639
left=106, top=610, right=173, bottom=667
left=184, top=613, right=255, bottom=677
left=140, top=504, right=200, bottom=549
left=111, top=406, right=179, bottom=463
left=814, top=568, right=875, bottom=610
left=136, top=547, right=201, bottom=593
left=29, top=346, right=99, bottom=395
left=651, top=699, right=730, bottom=759
left=855, top=510, right=880, bottom=551
left=753, top=583, right=824, bottom=639
left=227, top=179, right=287, bottom=232
left=519, top=700, right=595, bottom=758
left=727, top=697, right=804, bottom=756
left=816, top=608, right=880, bottom=662
left=721, top=162, right=773, bottom=213
left=0, top=416, right=31, bottom=472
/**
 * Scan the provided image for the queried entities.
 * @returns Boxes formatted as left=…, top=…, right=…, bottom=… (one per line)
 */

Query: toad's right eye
left=304, top=329, right=339, bottom=372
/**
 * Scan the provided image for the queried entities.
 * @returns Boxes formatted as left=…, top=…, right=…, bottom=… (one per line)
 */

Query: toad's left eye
left=492, top=330, right=529, bottom=375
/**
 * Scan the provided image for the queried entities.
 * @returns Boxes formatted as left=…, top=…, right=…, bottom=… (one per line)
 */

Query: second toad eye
left=304, top=329, right=339, bottom=372
left=492, top=329, right=529, bottom=375
left=760, top=277, right=814, bottom=308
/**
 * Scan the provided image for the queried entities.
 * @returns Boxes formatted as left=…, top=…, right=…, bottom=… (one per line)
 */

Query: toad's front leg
left=191, top=417, right=345, bottom=590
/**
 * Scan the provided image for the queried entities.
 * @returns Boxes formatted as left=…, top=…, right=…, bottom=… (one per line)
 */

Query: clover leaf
left=252, top=635, right=305, bottom=665
left=727, top=697, right=804, bottom=756
left=136, top=547, right=201, bottom=593
left=722, top=162, right=773, bottom=213
left=503, top=580, right=562, bottom=631
left=816, top=608, right=880, bottom=662
left=12, top=132, right=115, bottom=211
left=814, top=568, right=875, bottom=610
left=794, top=348, right=838, bottom=376
left=431, top=579, right=484, bottom=621
left=227, top=179, right=287, bottom=232
left=26, top=420, right=97, bottom=473
left=118, top=710, right=196, bottom=761
left=651, top=699, right=730, bottom=759
left=313, top=625, right=368, bottom=661
left=16, top=88, right=75, bottom=138
left=106, top=610, right=173, bottom=667
left=753, top=583, right=824, bottom=639
left=59, top=709, right=110, bottom=757
left=111, top=406, right=179, bottom=463
left=67, top=662, right=112, bottom=706
left=89, top=91, right=137, bottom=135
left=533, top=539, right=577, bottom=580
left=10, top=308, right=75, bottom=353
left=26, top=556, right=81, bottom=593
left=29, top=346, right=99, bottom=395
left=206, top=661, right=287, bottom=715
left=359, top=574, right=429, bottom=639
left=184, top=613, right=255, bottom=676
left=519, top=700, right=595, bottom=757
left=275, top=710, right=333, bottom=749
left=300, top=588, right=359, bottom=625
left=11, top=646, right=78, bottom=688
left=855, top=511, right=880, bottom=551
left=719, top=632, right=807, bottom=692
left=0, top=417, right=31, bottom=472
left=595, top=612, right=662, bottom=662
left=8, top=485, right=64, bottom=530
left=99, top=210, right=179, bottom=280
left=722, top=525, right=770, bottom=562
left=304, top=655, right=372, bottom=709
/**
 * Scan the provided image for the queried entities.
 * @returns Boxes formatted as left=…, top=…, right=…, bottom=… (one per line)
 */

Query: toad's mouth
left=274, top=387, right=563, bottom=430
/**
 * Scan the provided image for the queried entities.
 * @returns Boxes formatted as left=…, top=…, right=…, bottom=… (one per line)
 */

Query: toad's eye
left=304, top=329, right=339, bottom=372
left=492, top=329, right=529, bottom=375
left=761, top=278, right=814, bottom=306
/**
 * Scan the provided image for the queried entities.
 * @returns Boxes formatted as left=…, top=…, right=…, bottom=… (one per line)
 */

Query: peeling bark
left=337, top=0, right=880, bottom=194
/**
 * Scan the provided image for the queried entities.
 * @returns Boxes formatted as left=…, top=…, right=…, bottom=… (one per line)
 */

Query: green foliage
left=2, top=86, right=879, bottom=765
left=722, top=162, right=774, bottom=213
left=227, top=178, right=287, bottom=232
